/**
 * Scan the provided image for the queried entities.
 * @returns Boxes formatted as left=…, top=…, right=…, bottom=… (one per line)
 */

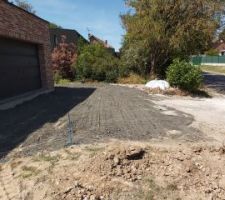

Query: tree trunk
left=150, top=57, right=157, bottom=79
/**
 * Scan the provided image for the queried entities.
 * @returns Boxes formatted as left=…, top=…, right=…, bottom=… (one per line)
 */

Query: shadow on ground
left=0, top=84, right=206, bottom=161
left=0, top=86, right=96, bottom=160
left=204, top=72, right=225, bottom=94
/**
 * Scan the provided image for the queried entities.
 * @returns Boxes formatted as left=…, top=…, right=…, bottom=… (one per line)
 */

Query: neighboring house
left=49, top=28, right=88, bottom=51
left=0, top=0, right=54, bottom=106
left=88, top=33, right=116, bottom=55
left=212, top=40, right=225, bottom=56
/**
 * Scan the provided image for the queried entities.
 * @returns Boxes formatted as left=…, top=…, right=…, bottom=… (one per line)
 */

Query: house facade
left=212, top=40, right=225, bottom=56
left=50, top=28, right=88, bottom=51
left=88, top=34, right=116, bottom=55
left=0, top=0, right=54, bottom=106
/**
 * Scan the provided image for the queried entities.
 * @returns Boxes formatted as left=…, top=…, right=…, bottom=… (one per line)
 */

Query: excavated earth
left=0, top=142, right=224, bottom=200
left=0, top=83, right=225, bottom=199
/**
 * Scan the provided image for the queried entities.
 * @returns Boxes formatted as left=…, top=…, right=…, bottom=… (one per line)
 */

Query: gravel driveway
left=0, top=83, right=202, bottom=160
left=204, top=72, right=225, bottom=94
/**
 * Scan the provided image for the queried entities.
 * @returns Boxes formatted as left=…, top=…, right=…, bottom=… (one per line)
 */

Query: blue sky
left=17, top=0, right=129, bottom=51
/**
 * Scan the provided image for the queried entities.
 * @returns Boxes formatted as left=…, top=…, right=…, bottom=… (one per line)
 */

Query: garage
left=0, top=0, right=54, bottom=107
left=0, top=38, right=42, bottom=101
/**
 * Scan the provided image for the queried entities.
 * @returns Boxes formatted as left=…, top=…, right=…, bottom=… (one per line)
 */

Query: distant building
left=88, top=33, right=116, bottom=55
left=49, top=28, right=88, bottom=51
left=212, top=40, right=225, bottom=56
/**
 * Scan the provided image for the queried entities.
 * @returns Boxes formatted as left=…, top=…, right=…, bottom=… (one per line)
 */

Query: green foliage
left=121, top=0, right=222, bottom=78
left=54, top=72, right=71, bottom=85
left=75, top=43, right=119, bottom=82
left=120, top=40, right=150, bottom=77
left=166, top=59, right=203, bottom=91
left=77, top=37, right=88, bottom=55
left=53, top=71, right=62, bottom=84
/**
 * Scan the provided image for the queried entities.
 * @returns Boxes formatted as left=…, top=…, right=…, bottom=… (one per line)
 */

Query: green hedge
left=167, top=59, right=203, bottom=91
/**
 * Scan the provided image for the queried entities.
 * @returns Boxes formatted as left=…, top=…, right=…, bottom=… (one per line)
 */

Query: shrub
left=52, top=35, right=77, bottom=80
left=75, top=43, right=119, bottom=83
left=166, top=59, right=203, bottom=91
left=105, top=69, right=119, bottom=83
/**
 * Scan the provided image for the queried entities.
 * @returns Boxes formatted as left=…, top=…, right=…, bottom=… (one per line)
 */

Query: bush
left=75, top=43, right=119, bottom=83
left=166, top=59, right=203, bottom=91
left=105, top=69, right=119, bottom=83
left=52, top=35, right=77, bottom=80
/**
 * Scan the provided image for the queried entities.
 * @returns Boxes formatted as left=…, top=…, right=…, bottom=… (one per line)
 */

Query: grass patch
left=118, top=73, right=147, bottom=84
left=33, top=154, right=61, bottom=174
left=201, top=65, right=225, bottom=75
left=21, top=166, right=41, bottom=179
left=56, top=79, right=73, bottom=85
left=10, top=161, right=23, bottom=169
left=33, top=154, right=60, bottom=164
left=64, top=149, right=81, bottom=161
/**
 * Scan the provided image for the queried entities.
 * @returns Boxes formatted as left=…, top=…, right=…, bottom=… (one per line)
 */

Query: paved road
left=204, top=72, right=225, bottom=94
left=0, top=84, right=202, bottom=160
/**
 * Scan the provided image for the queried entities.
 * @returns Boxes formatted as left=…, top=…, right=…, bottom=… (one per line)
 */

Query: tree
left=52, top=36, right=77, bottom=80
left=15, top=0, right=36, bottom=14
left=76, top=43, right=119, bottom=82
left=219, top=28, right=225, bottom=41
left=121, top=0, right=224, bottom=78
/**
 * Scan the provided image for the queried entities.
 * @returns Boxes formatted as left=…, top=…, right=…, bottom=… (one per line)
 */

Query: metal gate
left=0, top=37, right=42, bottom=101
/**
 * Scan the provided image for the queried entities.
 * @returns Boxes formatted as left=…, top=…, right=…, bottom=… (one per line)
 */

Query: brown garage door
left=0, top=38, right=42, bottom=101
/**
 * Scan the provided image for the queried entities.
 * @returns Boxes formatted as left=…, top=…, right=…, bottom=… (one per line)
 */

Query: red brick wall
left=0, top=0, right=54, bottom=90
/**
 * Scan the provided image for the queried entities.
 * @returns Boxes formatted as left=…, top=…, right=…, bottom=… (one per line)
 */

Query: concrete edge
left=0, top=89, right=54, bottom=111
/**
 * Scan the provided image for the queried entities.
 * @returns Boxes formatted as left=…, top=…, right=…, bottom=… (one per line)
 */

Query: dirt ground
left=0, top=142, right=225, bottom=200
left=0, top=83, right=202, bottom=160
left=0, top=75, right=225, bottom=199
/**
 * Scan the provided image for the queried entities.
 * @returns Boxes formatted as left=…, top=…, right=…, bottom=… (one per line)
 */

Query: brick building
left=50, top=28, right=88, bottom=51
left=88, top=33, right=116, bottom=55
left=212, top=40, right=225, bottom=56
left=0, top=0, right=54, bottom=107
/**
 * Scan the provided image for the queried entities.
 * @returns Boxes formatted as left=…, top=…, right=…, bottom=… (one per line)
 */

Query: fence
left=191, top=55, right=225, bottom=66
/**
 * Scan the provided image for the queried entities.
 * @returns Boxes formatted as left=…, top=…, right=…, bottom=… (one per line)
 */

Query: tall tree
left=15, top=0, right=36, bottom=14
left=121, top=0, right=224, bottom=77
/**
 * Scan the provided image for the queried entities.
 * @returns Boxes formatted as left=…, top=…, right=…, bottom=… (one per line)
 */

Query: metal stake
left=66, top=113, right=74, bottom=147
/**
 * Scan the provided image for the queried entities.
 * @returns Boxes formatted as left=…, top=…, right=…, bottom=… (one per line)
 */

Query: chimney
left=105, top=40, right=108, bottom=46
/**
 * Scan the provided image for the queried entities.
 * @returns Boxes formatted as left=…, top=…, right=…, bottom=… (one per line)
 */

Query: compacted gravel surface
left=204, top=72, right=225, bottom=94
left=0, top=83, right=202, bottom=159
